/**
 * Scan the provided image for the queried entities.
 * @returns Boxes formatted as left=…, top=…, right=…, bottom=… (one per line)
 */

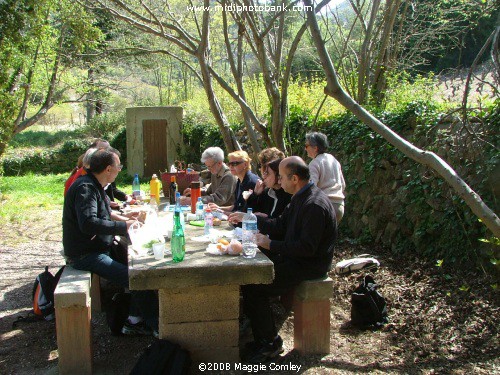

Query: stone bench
left=282, top=277, right=333, bottom=355
left=54, top=266, right=100, bottom=375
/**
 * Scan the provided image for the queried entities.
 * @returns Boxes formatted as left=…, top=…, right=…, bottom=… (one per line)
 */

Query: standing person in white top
left=305, top=132, right=346, bottom=222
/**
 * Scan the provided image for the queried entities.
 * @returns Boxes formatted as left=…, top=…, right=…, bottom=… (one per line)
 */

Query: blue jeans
left=71, top=252, right=159, bottom=331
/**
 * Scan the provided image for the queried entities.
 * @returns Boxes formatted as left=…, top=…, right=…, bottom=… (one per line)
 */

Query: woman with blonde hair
left=209, top=150, right=259, bottom=213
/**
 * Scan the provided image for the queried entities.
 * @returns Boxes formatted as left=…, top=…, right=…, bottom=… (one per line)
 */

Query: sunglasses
left=228, top=161, right=245, bottom=167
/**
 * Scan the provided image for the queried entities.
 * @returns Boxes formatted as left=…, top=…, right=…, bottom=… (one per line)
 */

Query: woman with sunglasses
left=305, top=132, right=346, bottom=222
left=208, top=150, right=259, bottom=214
left=228, top=157, right=292, bottom=239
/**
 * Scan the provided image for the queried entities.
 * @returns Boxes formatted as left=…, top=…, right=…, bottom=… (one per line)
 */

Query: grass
left=0, top=171, right=150, bottom=224
left=0, top=173, right=68, bottom=222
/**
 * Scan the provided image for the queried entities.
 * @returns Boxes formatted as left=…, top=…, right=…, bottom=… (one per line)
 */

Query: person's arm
left=309, top=158, right=320, bottom=185
left=111, top=182, right=128, bottom=202
left=75, top=185, right=128, bottom=236
left=203, top=174, right=236, bottom=205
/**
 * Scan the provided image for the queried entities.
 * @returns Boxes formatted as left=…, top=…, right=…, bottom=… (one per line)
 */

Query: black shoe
left=246, top=336, right=284, bottom=363
left=121, top=320, right=154, bottom=336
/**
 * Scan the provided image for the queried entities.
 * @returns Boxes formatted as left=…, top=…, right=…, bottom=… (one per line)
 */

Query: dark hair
left=284, top=159, right=310, bottom=181
left=89, top=147, right=120, bottom=174
left=305, top=132, right=329, bottom=154
left=266, top=158, right=283, bottom=184
left=258, top=147, right=285, bottom=165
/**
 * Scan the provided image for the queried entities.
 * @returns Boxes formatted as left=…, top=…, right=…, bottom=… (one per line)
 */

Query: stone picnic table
left=128, top=224, right=274, bottom=362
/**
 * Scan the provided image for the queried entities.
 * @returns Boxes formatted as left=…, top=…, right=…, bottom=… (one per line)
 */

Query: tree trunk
left=14, top=29, right=64, bottom=134
left=303, top=0, right=500, bottom=237
left=86, top=68, right=96, bottom=123
left=198, top=1, right=240, bottom=152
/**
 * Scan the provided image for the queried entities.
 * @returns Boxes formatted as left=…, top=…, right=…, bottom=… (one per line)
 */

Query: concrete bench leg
left=293, top=277, right=333, bottom=355
left=55, top=266, right=93, bottom=375
left=90, top=274, right=101, bottom=313
left=56, top=305, right=92, bottom=374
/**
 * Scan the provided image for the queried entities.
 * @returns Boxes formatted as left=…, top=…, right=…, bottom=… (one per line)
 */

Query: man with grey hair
left=181, top=146, right=236, bottom=206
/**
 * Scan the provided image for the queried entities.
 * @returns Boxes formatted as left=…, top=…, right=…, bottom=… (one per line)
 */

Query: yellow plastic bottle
left=150, top=174, right=161, bottom=204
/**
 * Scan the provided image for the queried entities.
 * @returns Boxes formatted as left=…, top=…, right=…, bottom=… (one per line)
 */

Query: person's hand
left=255, top=212, right=268, bottom=218
left=207, top=202, right=220, bottom=211
left=228, top=211, right=245, bottom=224
left=109, top=201, right=120, bottom=209
left=126, top=219, right=140, bottom=230
left=183, top=187, right=191, bottom=196
left=124, top=211, right=139, bottom=219
left=254, top=180, right=265, bottom=195
left=180, top=196, right=190, bottom=205
left=256, top=233, right=271, bottom=250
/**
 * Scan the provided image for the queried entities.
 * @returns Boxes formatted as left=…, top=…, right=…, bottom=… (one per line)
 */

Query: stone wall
left=336, top=111, right=499, bottom=258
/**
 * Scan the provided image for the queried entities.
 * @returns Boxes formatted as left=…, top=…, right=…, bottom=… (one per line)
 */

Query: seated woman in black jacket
left=246, top=158, right=291, bottom=219
left=228, top=158, right=292, bottom=223
left=229, top=158, right=291, bottom=262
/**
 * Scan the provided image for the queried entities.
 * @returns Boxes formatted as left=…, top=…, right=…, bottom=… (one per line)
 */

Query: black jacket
left=233, top=171, right=259, bottom=212
left=257, top=183, right=337, bottom=278
left=63, top=173, right=127, bottom=259
left=106, top=182, right=127, bottom=202
left=246, top=187, right=291, bottom=219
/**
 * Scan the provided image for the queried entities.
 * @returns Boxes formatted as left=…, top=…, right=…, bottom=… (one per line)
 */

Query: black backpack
left=351, top=275, right=388, bottom=328
left=33, top=266, right=65, bottom=321
left=130, top=339, right=191, bottom=375
left=13, top=266, right=65, bottom=327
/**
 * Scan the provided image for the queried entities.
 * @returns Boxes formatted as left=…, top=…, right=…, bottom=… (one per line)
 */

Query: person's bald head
left=279, top=156, right=310, bottom=194
left=280, top=156, right=309, bottom=180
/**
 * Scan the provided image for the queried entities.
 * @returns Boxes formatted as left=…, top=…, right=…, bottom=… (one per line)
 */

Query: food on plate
left=216, top=243, right=228, bottom=253
left=218, top=238, right=230, bottom=245
left=227, top=239, right=243, bottom=255
left=213, top=218, right=222, bottom=226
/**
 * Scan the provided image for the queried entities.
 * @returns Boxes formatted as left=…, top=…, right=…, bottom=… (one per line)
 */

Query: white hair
left=82, top=148, right=98, bottom=168
left=201, top=147, right=224, bottom=163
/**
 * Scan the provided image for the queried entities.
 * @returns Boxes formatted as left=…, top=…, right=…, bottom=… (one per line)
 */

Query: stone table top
left=129, top=225, right=274, bottom=290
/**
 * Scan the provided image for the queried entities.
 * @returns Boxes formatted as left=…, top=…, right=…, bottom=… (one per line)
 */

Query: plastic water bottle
left=204, top=208, right=213, bottom=236
left=132, top=174, right=140, bottom=198
left=149, top=194, right=158, bottom=213
left=171, top=210, right=185, bottom=263
left=242, top=208, right=258, bottom=258
left=196, top=197, right=204, bottom=220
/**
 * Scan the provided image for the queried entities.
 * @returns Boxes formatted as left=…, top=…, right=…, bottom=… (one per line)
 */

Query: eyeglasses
left=115, top=164, right=123, bottom=170
left=205, top=162, right=217, bottom=170
left=228, top=161, right=245, bottom=167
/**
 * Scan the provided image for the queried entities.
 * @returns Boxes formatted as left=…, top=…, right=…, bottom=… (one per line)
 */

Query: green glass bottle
left=171, top=210, right=185, bottom=262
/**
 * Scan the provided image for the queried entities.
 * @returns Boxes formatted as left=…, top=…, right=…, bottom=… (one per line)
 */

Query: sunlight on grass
left=0, top=174, right=66, bottom=222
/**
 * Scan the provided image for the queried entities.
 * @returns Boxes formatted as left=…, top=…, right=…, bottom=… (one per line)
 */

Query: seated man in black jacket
left=242, top=156, right=337, bottom=363
left=63, top=147, right=158, bottom=336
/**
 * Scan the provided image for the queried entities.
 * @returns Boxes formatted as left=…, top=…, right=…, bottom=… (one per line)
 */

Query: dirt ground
left=0, top=208, right=498, bottom=374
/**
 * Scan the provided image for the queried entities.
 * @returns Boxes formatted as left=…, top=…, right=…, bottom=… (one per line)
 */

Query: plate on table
left=205, top=243, right=240, bottom=256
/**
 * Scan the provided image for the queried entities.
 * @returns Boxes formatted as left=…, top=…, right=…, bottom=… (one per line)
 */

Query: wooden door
left=143, top=119, right=168, bottom=177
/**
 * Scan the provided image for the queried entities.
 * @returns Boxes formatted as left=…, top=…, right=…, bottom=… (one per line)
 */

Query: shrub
left=81, top=112, right=125, bottom=139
